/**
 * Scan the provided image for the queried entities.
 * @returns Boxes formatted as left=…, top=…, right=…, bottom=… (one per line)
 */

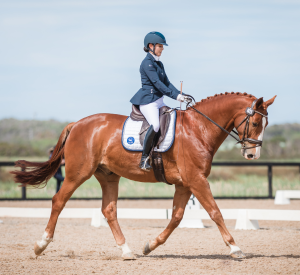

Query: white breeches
left=140, top=97, right=166, bottom=132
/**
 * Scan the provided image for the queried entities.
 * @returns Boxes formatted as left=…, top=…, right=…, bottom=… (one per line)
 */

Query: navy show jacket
left=130, top=53, right=181, bottom=105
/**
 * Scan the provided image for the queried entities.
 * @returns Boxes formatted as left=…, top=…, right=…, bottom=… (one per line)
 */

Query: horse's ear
left=254, top=97, right=264, bottom=109
left=263, top=95, right=277, bottom=108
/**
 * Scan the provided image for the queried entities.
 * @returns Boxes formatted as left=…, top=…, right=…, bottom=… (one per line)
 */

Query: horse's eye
left=252, top=122, right=258, bottom=127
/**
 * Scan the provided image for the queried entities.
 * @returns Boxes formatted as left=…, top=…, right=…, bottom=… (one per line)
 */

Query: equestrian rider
left=130, top=31, right=191, bottom=171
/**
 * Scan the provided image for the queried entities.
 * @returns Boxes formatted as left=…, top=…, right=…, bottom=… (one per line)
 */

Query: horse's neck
left=190, top=96, right=252, bottom=154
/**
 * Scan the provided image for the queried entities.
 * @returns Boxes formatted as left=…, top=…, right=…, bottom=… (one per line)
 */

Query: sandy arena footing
left=0, top=200, right=299, bottom=274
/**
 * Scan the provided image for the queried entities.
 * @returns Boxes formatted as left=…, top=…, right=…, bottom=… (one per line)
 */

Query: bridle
left=184, top=96, right=268, bottom=150
left=234, top=99, right=268, bottom=149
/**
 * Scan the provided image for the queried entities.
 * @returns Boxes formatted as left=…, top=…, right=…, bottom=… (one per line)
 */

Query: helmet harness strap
left=148, top=43, right=156, bottom=56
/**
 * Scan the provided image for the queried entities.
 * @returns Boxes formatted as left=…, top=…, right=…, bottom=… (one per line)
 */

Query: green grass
left=0, top=176, right=175, bottom=199
left=1, top=174, right=299, bottom=199
left=0, top=164, right=299, bottom=199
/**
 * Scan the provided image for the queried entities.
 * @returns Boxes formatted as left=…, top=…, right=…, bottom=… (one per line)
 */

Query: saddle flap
left=139, top=106, right=171, bottom=147
left=157, top=106, right=171, bottom=146
left=130, top=105, right=145, bottom=121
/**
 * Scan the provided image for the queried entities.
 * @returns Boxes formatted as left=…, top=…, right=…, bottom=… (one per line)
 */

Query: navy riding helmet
left=144, top=31, right=168, bottom=54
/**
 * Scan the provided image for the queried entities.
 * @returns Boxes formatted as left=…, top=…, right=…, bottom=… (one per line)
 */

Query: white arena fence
left=0, top=207, right=299, bottom=230
left=274, top=190, right=300, bottom=205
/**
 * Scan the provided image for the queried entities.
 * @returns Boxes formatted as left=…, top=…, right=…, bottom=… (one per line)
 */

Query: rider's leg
left=143, top=185, right=192, bottom=255
left=94, top=171, right=135, bottom=260
left=139, top=99, right=161, bottom=171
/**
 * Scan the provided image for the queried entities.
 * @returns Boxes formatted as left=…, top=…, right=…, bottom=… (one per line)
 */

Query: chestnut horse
left=12, top=92, right=276, bottom=260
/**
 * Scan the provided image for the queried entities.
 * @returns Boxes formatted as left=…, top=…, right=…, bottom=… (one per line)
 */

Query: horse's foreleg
left=190, top=175, right=246, bottom=259
left=143, top=185, right=191, bottom=255
left=94, top=172, right=135, bottom=260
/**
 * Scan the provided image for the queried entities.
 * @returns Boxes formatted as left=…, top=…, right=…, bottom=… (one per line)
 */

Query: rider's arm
left=142, top=60, right=180, bottom=100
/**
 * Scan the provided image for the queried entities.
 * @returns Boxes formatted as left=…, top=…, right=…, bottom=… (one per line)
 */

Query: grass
left=0, top=164, right=299, bottom=199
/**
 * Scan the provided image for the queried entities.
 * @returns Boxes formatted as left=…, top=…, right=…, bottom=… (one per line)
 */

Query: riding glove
left=177, top=94, right=192, bottom=104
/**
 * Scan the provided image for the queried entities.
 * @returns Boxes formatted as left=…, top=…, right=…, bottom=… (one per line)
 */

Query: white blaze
left=255, top=117, right=267, bottom=158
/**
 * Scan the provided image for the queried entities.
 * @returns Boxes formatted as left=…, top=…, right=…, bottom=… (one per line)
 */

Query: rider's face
left=149, top=43, right=164, bottom=56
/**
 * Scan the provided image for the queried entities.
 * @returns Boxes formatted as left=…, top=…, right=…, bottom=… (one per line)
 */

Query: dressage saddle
left=130, top=105, right=171, bottom=149
left=130, top=104, right=172, bottom=185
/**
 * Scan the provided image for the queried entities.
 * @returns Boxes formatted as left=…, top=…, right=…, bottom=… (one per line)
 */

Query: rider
left=130, top=31, right=191, bottom=171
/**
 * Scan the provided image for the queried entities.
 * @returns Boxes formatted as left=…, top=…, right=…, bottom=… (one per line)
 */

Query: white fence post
left=274, top=190, right=300, bottom=205
left=91, top=208, right=109, bottom=228
left=274, top=190, right=290, bottom=204
left=235, top=209, right=259, bottom=230
left=178, top=195, right=204, bottom=228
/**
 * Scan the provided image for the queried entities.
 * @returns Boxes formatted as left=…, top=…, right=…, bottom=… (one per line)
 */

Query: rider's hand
left=177, top=94, right=192, bottom=104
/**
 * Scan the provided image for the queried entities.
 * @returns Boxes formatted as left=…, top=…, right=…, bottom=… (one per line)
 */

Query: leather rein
left=184, top=96, right=268, bottom=150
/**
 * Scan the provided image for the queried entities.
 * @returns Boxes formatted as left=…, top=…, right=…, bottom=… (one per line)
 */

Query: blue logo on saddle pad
left=127, top=137, right=135, bottom=145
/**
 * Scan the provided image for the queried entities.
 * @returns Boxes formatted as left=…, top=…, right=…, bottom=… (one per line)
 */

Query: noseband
left=185, top=96, right=268, bottom=150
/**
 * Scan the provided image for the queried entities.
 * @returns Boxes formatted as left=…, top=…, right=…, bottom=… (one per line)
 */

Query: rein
left=185, top=96, right=268, bottom=150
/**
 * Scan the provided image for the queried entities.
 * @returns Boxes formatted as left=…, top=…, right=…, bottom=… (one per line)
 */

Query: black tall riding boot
left=139, top=125, right=157, bottom=171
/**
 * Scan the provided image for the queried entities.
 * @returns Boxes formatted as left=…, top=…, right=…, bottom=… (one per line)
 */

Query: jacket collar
left=147, top=52, right=160, bottom=62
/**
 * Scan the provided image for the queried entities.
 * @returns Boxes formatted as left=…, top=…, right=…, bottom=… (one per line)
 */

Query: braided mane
left=193, top=92, right=256, bottom=108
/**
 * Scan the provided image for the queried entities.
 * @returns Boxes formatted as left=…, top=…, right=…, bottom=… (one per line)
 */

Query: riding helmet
left=144, top=31, right=168, bottom=50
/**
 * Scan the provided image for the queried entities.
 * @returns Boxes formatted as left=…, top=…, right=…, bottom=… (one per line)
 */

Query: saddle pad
left=122, top=110, right=176, bottom=152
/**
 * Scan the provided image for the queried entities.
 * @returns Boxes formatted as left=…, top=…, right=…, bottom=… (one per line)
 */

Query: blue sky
left=0, top=0, right=299, bottom=125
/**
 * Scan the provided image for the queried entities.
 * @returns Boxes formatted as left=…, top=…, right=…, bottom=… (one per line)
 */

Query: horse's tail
left=11, top=122, right=76, bottom=188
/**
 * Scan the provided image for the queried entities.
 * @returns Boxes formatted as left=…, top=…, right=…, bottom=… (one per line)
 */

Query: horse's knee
left=172, top=212, right=184, bottom=226
left=102, top=203, right=117, bottom=222
left=209, top=210, right=223, bottom=223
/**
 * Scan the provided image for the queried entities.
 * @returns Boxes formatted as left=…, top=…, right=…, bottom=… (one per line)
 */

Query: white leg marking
left=37, top=231, right=53, bottom=248
left=34, top=231, right=53, bottom=255
left=227, top=242, right=246, bottom=258
left=228, top=243, right=241, bottom=254
left=118, top=242, right=132, bottom=254
left=117, top=242, right=135, bottom=260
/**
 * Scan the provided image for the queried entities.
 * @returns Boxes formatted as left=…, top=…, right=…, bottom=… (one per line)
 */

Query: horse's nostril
left=247, top=154, right=254, bottom=158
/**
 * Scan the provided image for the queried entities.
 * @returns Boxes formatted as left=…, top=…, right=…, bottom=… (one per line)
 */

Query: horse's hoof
left=34, top=232, right=53, bottom=256
left=230, top=249, right=246, bottom=259
left=122, top=252, right=136, bottom=260
left=143, top=242, right=152, bottom=255
left=34, top=241, right=47, bottom=256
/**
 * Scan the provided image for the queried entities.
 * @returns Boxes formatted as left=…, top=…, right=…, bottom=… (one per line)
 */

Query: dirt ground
left=0, top=200, right=299, bottom=274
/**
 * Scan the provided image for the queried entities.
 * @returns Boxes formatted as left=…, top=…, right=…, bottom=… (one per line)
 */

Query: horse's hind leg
left=143, top=185, right=192, bottom=255
left=34, top=166, right=95, bottom=256
left=94, top=171, right=135, bottom=260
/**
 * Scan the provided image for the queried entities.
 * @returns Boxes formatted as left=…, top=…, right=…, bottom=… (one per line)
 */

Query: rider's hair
left=144, top=47, right=149, bottom=52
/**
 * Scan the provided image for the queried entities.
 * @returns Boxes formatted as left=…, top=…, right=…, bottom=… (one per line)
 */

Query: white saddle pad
left=122, top=110, right=177, bottom=152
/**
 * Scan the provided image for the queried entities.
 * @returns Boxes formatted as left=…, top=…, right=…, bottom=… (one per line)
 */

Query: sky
left=0, top=0, right=299, bottom=125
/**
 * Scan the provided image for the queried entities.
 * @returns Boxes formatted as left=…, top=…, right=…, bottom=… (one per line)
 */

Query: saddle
left=130, top=104, right=172, bottom=185
left=130, top=105, right=171, bottom=149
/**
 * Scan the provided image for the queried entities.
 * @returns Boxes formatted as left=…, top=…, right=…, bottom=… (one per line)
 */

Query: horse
left=11, top=92, right=276, bottom=260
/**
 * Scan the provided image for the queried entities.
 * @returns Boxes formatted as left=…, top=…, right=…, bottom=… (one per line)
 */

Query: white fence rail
left=1, top=207, right=299, bottom=230
left=274, top=190, right=300, bottom=204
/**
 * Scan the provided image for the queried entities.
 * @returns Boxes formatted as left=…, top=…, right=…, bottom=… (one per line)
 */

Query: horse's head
left=234, top=96, right=276, bottom=160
